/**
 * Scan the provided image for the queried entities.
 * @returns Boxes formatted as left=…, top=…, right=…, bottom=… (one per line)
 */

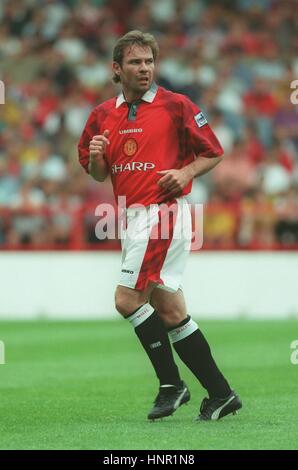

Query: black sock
left=127, top=303, right=181, bottom=387
left=169, top=316, right=231, bottom=398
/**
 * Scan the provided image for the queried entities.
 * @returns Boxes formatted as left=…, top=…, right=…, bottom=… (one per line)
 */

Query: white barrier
left=0, top=252, right=297, bottom=319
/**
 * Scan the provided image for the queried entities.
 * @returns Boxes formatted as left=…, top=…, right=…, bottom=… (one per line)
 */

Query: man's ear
left=112, top=61, right=121, bottom=76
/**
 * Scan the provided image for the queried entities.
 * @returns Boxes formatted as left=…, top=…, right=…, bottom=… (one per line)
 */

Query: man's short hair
left=112, top=30, right=159, bottom=83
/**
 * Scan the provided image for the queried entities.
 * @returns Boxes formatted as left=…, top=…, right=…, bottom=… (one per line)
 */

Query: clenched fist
left=89, top=130, right=110, bottom=159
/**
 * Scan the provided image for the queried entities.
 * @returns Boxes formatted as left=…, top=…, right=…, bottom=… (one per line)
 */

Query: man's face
left=113, top=44, right=155, bottom=97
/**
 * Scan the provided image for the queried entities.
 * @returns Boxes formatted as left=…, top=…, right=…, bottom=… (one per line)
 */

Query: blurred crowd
left=0, top=0, right=298, bottom=249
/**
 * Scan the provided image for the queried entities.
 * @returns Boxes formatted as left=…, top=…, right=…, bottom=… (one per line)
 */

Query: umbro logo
left=121, top=269, right=134, bottom=274
left=150, top=341, right=162, bottom=349
left=119, top=128, right=143, bottom=134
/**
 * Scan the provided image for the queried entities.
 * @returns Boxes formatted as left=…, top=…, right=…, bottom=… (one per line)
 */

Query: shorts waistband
left=126, top=205, right=157, bottom=217
left=126, top=198, right=182, bottom=216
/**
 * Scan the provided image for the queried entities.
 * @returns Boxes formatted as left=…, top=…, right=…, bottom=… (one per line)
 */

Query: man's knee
left=115, top=286, right=146, bottom=317
left=115, top=291, right=135, bottom=317
left=157, top=308, right=186, bottom=328
left=150, top=288, right=187, bottom=328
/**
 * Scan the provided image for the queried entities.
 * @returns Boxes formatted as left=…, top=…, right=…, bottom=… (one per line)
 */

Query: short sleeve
left=182, top=97, right=224, bottom=158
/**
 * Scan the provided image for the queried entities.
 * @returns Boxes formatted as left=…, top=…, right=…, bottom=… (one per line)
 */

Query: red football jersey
left=78, top=84, right=223, bottom=207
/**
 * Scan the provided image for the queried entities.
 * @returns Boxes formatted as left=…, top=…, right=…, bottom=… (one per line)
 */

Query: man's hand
left=157, top=156, right=222, bottom=195
left=157, top=168, right=193, bottom=195
left=89, top=130, right=110, bottom=159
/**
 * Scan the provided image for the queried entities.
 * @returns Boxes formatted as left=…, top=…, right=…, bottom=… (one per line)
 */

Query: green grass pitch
left=0, top=319, right=297, bottom=450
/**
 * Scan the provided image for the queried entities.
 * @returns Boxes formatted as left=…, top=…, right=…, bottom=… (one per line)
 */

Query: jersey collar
left=115, top=82, right=158, bottom=108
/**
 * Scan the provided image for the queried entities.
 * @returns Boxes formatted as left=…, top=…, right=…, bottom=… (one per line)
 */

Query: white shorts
left=118, top=197, right=192, bottom=292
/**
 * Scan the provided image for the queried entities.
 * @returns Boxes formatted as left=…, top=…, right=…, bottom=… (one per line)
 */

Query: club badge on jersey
left=194, top=111, right=208, bottom=128
left=123, top=138, right=138, bottom=156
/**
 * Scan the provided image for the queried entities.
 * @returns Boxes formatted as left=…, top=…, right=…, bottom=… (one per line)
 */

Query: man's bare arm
left=157, top=154, right=223, bottom=194
left=88, top=130, right=110, bottom=182
left=183, top=154, right=222, bottom=179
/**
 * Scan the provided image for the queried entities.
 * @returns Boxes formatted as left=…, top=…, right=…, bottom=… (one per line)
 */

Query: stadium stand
left=0, top=0, right=297, bottom=249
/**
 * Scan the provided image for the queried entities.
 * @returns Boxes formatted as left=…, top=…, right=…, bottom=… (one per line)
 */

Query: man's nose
left=139, top=61, right=149, bottom=72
